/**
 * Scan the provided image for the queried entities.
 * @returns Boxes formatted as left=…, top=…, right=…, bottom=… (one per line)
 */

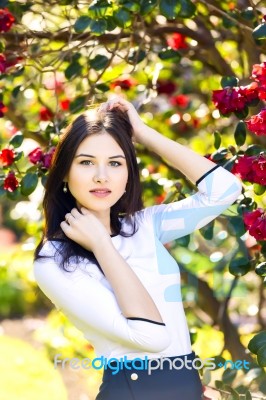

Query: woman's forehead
left=75, top=133, right=125, bottom=156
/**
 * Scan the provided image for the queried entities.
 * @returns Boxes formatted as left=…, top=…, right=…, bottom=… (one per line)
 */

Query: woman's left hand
left=98, top=96, right=146, bottom=143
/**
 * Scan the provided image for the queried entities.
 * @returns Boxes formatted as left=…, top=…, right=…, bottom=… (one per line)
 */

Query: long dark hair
left=34, top=107, right=143, bottom=272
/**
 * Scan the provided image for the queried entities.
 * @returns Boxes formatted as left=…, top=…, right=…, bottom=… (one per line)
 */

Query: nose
left=93, top=166, right=108, bottom=183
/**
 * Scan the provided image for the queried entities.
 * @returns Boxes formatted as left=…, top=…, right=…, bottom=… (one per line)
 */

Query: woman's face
left=65, top=132, right=128, bottom=215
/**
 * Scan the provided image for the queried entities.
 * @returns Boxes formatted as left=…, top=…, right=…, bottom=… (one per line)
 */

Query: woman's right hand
left=98, top=96, right=146, bottom=144
left=60, top=207, right=111, bottom=252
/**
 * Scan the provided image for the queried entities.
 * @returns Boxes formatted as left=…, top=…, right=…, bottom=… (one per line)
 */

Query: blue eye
left=80, top=160, right=93, bottom=165
left=110, top=161, right=122, bottom=167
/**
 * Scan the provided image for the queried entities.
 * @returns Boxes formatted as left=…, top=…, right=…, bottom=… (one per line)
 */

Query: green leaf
left=128, top=48, right=146, bottom=64
left=229, top=257, right=251, bottom=277
left=119, top=0, right=140, bottom=12
left=74, top=16, right=92, bottom=32
left=215, top=380, right=224, bottom=390
left=0, top=0, right=8, bottom=7
left=199, top=220, right=214, bottom=240
left=189, top=329, right=197, bottom=345
left=14, top=151, right=23, bottom=162
left=253, top=183, right=266, bottom=195
left=211, top=147, right=228, bottom=161
left=255, top=262, right=266, bottom=277
left=65, top=61, right=82, bottom=80
left=177, top=0, right=196, bottom=18
left=69, top=96, right=87, bottom=113
left=7, top=188, right=20, bottom=200
left=9, top=133, right=24, bottom=148
left=41, top=174, right=48, bottom=188
left=105, top=16, right=118, bottom=31
left=234, top=121, right=246, bottom=146
left=248, top=331, right=266, bottom=354
left=241, top=8, right=256, bottom=21
left=222, top=368, right=237, bottom=385
left=95, top=83, right=110, bottom=92
left=158, top=48, right=181, bottom=61
left=257, top=344, right=266, bottom=367
left=245, top=144, right=265, bottom=156
left=253, top=23, right=266, bottom=40
left=213, top=130, right=221, bottom=149
left=175, top=234, right=190, bottom=247
left=212, top=356, right=226, bottom=370
left=223, top=385, right=239, bottom=400
left=234, top=106, right=249, bottom=119
left=113, top=8, right=132, bottom=28
left=20, top=173, right=38, bottom=196
left=222, top=13, right=237, bottom=28
left=90, top=19, right=107, bottom=35
left=221, top=76, right=239, bottom=88
left=159, top=0, right=180, bottom=20
left=89, top=1, right=112, bottom=18
left=12, top=85, right=22, bottom=98
left=90, top=55, right=109, bottom=71
left=139, top=0, right=157, bottom=15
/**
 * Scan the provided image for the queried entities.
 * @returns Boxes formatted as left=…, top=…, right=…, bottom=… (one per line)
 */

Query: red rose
left=258, top=86, right=266, bottom=100
left=0, top=101, right=7, bottom=117
left=42, top=147, right=55, bottom=169
left=0, top=8, right=15, bottom=32
left=110, top=78, right=136, bottom=91
left=28, top=146, right=55, bottom=169
left=231, top=155, right=254, bottom=181
left=232, top=154, right=266, bottom=185
left=246, top=109, right=266, bottom=136
left=244, top=209, right=263, bottom=227
left=60, top=99, right=70, bottom=111
left=28, top=147, right=43, bottom=164
left=170, top=94, right=190, bottom=108
left=167, top=33, right=188, bottom=50
left=212, top=87, right=246, bottom=115
left=244, top=209, right=266, bottom=241
left=0, top=54, right=7, bottom=73
left=3, top=171, right=19, bottom=192
left=239, top=82, right=259, bottom=104
left=251, top=62, right=266, bottom=85
left=157, top=80, right=177, bottom=95
left=39, top=106, right=54, bottom=121
left=0, top=148, right=15, bottom=166
left=252, top=154, right=266, bottom=185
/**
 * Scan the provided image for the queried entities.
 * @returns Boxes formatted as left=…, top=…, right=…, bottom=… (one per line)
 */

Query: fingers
left=98, top=97, right=129, bottom=113
left=80, top=206, right=89, bottom=215
left=64, top=208, right=82, bottom=225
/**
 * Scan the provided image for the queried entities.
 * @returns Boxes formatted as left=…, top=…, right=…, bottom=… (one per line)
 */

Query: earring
left=63, top=182, right=68, bottom=193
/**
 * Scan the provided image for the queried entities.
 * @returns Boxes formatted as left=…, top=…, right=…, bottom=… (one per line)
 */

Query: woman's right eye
left=80, top=160, right=93, bottom=165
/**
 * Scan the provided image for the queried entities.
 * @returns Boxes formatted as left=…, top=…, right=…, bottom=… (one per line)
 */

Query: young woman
left=33, top=96, right=242, bottom=400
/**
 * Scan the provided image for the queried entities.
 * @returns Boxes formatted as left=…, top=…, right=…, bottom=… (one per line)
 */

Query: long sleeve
left=33, top=241, right=170, bottom=354
left=142, top=165, right=242, bottom=244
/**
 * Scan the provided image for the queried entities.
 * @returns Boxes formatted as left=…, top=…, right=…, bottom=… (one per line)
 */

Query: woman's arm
left=103, top=96, right=220, bottom=185
left=136, top=124, right=218, bottom=185
left=34, top=241, right=170, bottom=353
left=61, top=207, right=164, bottom=324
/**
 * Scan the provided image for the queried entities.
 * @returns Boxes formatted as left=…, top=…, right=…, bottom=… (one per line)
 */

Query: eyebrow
left=75, top=154, right=126, bottom=159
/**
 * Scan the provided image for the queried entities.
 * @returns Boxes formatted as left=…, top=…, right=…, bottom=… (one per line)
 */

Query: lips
left=89, top=188, right=112, bottom=198
left=89, top=189, right=111, bottom=193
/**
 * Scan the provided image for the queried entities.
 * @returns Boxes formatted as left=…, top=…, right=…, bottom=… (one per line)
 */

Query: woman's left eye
left=109, top=161, right=121, bottom=167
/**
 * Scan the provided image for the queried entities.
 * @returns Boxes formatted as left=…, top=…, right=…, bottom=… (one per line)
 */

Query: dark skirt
left=96, top=352, right=203, bottom=400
